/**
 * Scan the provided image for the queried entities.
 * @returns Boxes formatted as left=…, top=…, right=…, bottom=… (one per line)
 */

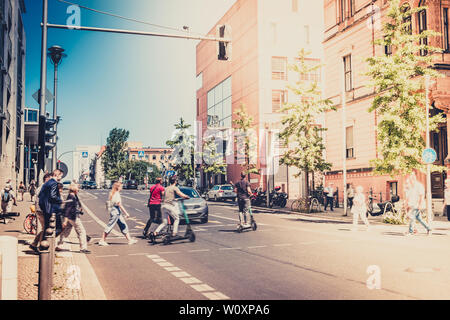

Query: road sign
left=422, top=148, right=437, bottom=164
left=138, top=151, right=145, bottom=158
left=58, top=162, right=68, bottom=179
left=81, top=151, right=88, bottom=158
left=147, top=167, right=153, bottom=173
left=166, top=170, right=175, bottom=177
left=32, top=88, right=54, bottom=106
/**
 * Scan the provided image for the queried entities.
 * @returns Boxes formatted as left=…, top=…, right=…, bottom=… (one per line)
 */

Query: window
left=343, top=55, right=352, bottom=92
left=196, top=72, right=203, bottom=91
left=207, top=77, right=232, bottom=128
left=272, top=90, right=287, bottom=113
left=292, top=0, right=298, bottom=12
left=384, top=36, right=392, bottom=56
left=389, top=182, right=398, bottom=198
left=401, top=4, right=412, bottom=34
left=444, top=8, right=449, bottom=52
left=160, top=155, right=164, bottom=160
left=340, top=0, right=347, bottom=22
left=346, top=126, right=354, bottom=158
left=271, top=57, right=287, bottom=80
left=298, top=58, right=321, bottom=82
left=196, top=98, right=199, bottom=116
left=418, top=1, right=428, bottom=56
left=350, top=0, right=355, bottom=17
left=152, top=155, right=156, bottom=160
left=132, top=155, right=136, bottom=160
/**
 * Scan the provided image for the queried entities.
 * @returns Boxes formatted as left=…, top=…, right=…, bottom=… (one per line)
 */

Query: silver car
left=177, top=187, right=209, bottom=224
left=206, top=184, right=237, bottom=202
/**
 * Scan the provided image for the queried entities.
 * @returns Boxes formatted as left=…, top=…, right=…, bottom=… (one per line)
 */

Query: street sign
left=147, top=167, right=153, bottom=173
left=81, top=151, right=88, bottom=158
left=422, top=148, right=437, bottom=164
left=32, top=88, right=54, bottom=106
left=58, top=162, right=68, bottom=179
left=138, top=151, right=145, bottom=158
left=166, top=170, right=175, bottom=177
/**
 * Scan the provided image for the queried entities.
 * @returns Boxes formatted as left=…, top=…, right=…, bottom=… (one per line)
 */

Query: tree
left=126, top=160, right=161, bottom=185
left=279, top=49, right=335, bottom=198
left=201, top=135, right=227, bottom=188
left=233, top=104, right=259, bottom=178
left=166, top=118, right=195, bottom=186
left=102, top=128, right=130, bottom=181
left=366, top=0, right=445, bottom=176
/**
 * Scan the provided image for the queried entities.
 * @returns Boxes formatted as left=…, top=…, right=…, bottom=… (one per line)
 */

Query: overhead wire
left=54, top=0, right=205, bottom=36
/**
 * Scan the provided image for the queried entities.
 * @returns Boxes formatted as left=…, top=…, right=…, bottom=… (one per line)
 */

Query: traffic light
left=38, top=115, right=56, bottom=172
left=217, top=24, right=231, bottom=61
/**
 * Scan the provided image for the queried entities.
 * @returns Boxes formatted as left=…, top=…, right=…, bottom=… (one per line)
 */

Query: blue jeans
left=104, top=206, right=129, bottom=235
left=408, top=208, right=431, bottom=234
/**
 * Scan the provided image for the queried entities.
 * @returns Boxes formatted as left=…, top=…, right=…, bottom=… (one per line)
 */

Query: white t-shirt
left=325, top=187, right=334, bottom=197
left=110, top=192, right=121, bottom=207
left=406, top=182, right=424, bottom=210
left=351, top=193, right=366, bottom=214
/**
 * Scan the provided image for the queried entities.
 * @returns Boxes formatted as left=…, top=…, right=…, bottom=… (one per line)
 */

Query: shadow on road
left=282, top=217, right=350, bottom=225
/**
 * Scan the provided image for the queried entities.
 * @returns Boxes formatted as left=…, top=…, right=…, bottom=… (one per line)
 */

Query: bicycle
left=290, top=194, right=323, bottom=213
left=23, top=205, right=37, bottom=235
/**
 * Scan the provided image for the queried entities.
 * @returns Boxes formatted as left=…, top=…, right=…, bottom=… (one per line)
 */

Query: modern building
left=322, top=0, right=450, bottom=208
left=72, top=145, right=100, bottom=182
left=23, top=107, right=38, bottom=184
left=196, top=0, right=324, bottom=198
left=0, top=0, right=26, bottom=189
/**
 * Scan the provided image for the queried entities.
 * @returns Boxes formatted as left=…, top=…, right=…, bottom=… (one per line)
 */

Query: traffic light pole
left=52, top=62, right=59, bottom=172
left=38, top=0, right=48, bottom=182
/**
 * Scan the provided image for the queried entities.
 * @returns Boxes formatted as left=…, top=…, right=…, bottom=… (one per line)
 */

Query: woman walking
left=29, top=180, right=36, bottom=202
left=351, top=185, right=370, bottom=231
left=56, top=184, right=91, bottom=254
left=18, top=181, right=26, bottom=201
left=99, top=181, right=137, bottom=246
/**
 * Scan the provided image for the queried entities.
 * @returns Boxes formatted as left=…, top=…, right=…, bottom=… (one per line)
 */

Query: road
left=76, top=189, right=450, bottom=300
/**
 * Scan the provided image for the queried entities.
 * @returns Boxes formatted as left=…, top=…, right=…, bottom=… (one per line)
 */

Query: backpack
left=2, top=190, right=10, bottom=203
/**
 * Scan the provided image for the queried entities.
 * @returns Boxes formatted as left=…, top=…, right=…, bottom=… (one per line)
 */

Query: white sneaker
left=128, top=239, right=138, bottom=245
left=98, top=240, right=109, bottom=246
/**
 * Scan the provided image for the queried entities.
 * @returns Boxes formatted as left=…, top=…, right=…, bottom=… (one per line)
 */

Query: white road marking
left=202, top=292, right=230, bottom=300
left=273, top=243, right=293, bottom=247
left=172, top=271, right=191, bottom=278
left=219, top=247, right=241, bottom=251
left=157, top=262, right=174, bottom=267
left=188, top=249, right=210, bottom=253
left=180, top=277, right=202, bottom=284
left=128, top=253, right=147, bottom=256
left=191, top=284, right=215, bottom=292
left=164, top=267, right=182, bottom=272
left=159, top=251, right=180, bottom=254
left=247, top=245, right=267, bottom=249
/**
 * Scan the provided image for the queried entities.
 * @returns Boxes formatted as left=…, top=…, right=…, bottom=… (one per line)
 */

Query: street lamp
left=48, top=45, right=67, bottom=171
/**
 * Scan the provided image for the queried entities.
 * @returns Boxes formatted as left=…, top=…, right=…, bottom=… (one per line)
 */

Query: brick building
left=196, top=0, right=324, bottom=197
left=323, top=0, right=450, bottom=207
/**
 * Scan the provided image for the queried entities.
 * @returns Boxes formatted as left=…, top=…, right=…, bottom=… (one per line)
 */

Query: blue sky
left=24, top=0, right=235, bottom=174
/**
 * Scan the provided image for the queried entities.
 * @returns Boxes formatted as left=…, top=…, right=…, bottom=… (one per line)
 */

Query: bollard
left=0, top=236, right=18, bottom=300
left=49, top=213, right=56, bottom=287
left=38, top=240, right=51, bottom=300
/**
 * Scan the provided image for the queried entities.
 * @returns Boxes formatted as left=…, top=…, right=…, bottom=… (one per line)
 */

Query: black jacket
left=64, top=192, right=82, bottom=220
left=38, top=178, right=62, bottom=215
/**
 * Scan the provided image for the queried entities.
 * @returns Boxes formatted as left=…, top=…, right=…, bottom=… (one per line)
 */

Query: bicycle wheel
left=23, top=214, right=36, bottom=235
left=309, top=198, right=321, bottom=213
left=290, top=200, right=301, bottom=212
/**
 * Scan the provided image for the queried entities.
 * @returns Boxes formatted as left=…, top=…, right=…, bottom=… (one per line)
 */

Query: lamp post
left=48, top=45, right=67, bottom=172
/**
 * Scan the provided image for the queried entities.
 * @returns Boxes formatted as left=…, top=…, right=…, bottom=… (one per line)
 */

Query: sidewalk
left=0, top=193, right=105, bottom=300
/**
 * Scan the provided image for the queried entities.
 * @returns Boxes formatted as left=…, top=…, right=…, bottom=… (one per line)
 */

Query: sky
left=23, top=0, right=236, bottom=178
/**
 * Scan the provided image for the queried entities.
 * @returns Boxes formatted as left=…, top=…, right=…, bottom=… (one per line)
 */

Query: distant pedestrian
left=56, top=184, right=91, bottom=254
left=1, top=183, right=17, bottom=223
left=324, top=183, right=335, bottom=211
left=18, top=181, right=26, bottom=201
left=98, top=181, right=137, bottom=246
left=29, top=180, right=36, bottom=202
left=404, top=173, right=432, bottom=236
left=29, top=173, right=52, bottom=252
left=143, top=177, right=165, bottom=238
left=443, top=179, right=450, bottom=221
left=347, top=183, right=355, bottom=211
left=351, top=186, right=370, bottom=231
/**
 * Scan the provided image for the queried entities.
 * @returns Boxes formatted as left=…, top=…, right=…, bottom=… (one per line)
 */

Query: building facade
left=323, top=0, right=450, bottom=208
left=0, top=0, right=26, bottom=189
left=72, top=145, right=100, bottom=182
left=196, top=0, right=324, bottom=198
left=127, top=147, right=173, bottom=172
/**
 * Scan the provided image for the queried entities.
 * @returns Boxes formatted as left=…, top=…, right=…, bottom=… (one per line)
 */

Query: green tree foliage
left=201, top=136, right=227, bottom=176
left=126, top=160, right=161, bottom=184
left=366, top=0, right=445, bottom=176
left=166, top=118, right=195, bottom=185
left=102, top=128, right=130, bottom=181
left=279, top=49, right=335, bottom=194
left=233, top=104, right=260, bottom=177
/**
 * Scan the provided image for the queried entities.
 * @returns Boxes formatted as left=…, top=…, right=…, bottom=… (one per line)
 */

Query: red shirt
left=149, top=184, right=164, bottom=205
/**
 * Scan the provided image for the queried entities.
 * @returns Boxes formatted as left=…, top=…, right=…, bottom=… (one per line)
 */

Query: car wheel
left=201, top=215, right=208, bottom=224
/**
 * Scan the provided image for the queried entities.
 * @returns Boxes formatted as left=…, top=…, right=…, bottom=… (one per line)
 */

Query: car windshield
left=177, top=188, right=200, bottom=198
left=221, top=186, right=233, bottom=190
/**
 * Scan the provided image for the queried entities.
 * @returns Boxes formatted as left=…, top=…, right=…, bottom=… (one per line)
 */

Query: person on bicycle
left=234, top=172, right=252, bottom=229
left=154, top=176, right=189, bottom=237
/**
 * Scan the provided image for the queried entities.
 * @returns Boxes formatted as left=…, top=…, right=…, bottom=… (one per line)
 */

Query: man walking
left=29, top=173, right=52, bottom=252
left=38, top=169, right=64, bottom=234
left=405, top=172, right=432, bottom=236
left=324, top=183, right=335, bottom=211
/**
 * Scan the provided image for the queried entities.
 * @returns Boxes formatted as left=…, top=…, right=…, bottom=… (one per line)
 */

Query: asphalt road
left=77, top=189, right=450, bottom=300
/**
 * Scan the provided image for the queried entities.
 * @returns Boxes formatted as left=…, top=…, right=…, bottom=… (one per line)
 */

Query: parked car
left=125, top=179, right=138, bottom=190
left=176, top=187, right=208, bottom=224
left=206, top=184, right=236, bottom=202
left=62, top=180, right=71, bottom=190
left=81, top=181, right=97, bottom=189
